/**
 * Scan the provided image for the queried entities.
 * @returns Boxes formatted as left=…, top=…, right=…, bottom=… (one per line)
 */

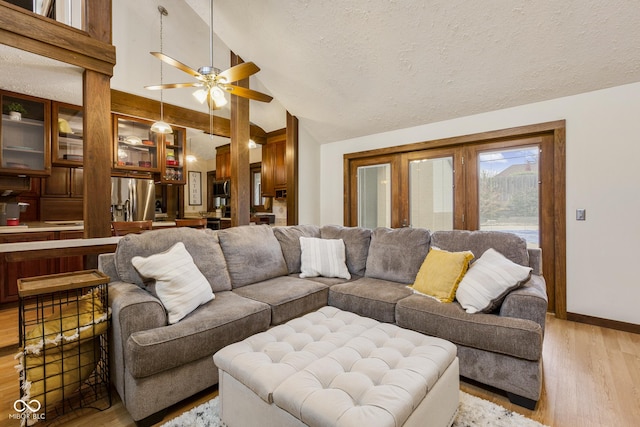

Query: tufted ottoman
left=213, top=306, right=459, bottom=427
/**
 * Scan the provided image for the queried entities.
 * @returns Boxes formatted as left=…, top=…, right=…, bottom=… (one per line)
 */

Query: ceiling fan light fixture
left=193, top=88, right=208, bottom=103
left=211, top=86, right=228, bottom=107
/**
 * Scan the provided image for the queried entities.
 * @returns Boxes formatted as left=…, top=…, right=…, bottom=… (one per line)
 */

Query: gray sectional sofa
left=99, top=224, right=547, bottom=425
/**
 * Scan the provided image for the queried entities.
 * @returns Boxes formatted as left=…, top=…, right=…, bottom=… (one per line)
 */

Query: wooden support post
left=286, top=112, right=299, bottom=225
left=83, top=0, right=113, bottom=238
left=230, top=52, right=251, bottom=227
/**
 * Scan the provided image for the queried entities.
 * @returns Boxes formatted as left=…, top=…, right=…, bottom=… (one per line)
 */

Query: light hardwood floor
left=0, top=307, right=638, bottom=426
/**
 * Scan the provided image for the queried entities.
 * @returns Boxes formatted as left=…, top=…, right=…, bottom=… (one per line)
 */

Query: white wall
left=298, top=123, right=322, bottom=225
left=311, top=81, right=640, bottom=325
left=183, top=158, right=215, bottom=216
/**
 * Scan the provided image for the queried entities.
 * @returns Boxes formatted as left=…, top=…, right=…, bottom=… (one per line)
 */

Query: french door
left=345, top=122, right=564, bottom=314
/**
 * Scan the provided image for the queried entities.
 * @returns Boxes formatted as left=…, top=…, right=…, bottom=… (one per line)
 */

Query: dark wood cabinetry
left=40, top=167, right=83, bottom=221
left=0, top=232, right=56, bottom=303
left=0, top=229, right=91, bottom=304
left=41, top=166, right=83, bottom=197
left=216, top=144, right=231, bottom=180
left=58, top=230, right=85, bottom=272
left=261, top=129, right=286, bottom=198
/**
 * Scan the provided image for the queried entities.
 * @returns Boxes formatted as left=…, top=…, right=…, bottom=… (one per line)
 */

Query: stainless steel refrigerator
left=111, top=177, right=155, bottom=222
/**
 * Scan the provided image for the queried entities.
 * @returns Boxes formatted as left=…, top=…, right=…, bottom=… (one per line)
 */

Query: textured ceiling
left=186, top=0, right=640, bottom=144
left=1, top=0, right=640, bottom=151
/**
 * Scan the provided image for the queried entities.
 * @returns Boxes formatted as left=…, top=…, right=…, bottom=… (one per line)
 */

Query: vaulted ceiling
left=2, top=0, right=640, bottom=150
left=188, top=0, right=640, bottom=144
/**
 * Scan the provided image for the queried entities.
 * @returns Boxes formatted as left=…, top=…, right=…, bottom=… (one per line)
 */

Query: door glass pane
left=409, top=157, right=454, bottom=230
left=478, top=146, right=539, bottom=247
left=253, top=171, right=262, bottom=206
left=357, top=164, right=391, bottom=228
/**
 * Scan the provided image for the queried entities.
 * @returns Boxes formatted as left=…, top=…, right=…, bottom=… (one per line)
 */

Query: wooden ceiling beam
left=0, top=2, right=115, bottom=75
left=110, top=89, right=267, bottom=144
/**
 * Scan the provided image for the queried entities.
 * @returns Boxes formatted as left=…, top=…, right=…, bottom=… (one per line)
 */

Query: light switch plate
left=576, top=209, right=586, bottom=221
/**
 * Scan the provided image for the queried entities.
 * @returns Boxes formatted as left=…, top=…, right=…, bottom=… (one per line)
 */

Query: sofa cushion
left=125, top=291, right=271, bottom=378
left=320, top=225, right=371, bottom=276
left=396, top=294, right=543, bottom=361
left=365, top=227, right=431, bottom=284
left=431, top=230, right=529, bottom=267
left=114, top=227, right=232, bottom=292
left=411, top=248, right=474, bottom=303
left=456, top=248, right=532, bottom=314
left=274, top=225, right=321, bottom=274
left=131, top=242, right=214, bottom=324
left=232, top=276, right=329, bottom=325
left=329, top=277, right=414, bottom=323
left=218, top=225, right=289, bottom=288
left=299, top=237, right=351, bottom=280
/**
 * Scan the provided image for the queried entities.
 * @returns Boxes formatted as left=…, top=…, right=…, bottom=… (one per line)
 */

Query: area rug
left=160, top=391, right=548, bottom=427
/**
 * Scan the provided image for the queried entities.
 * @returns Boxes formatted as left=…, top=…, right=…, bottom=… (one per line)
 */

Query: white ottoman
left=214, top=306, right=459, bottom=427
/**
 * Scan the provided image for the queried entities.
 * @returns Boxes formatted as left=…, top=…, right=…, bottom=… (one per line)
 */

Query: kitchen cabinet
left=0, top=231, right=56, bottom=303
left=52, top=102, right=83, bottom=166
left=58, top=230, right=85, bottom=273
left=41, top=166, right=83, bottom=197
left=261, top=141, right=275, bottom=197
left=113, top=114, right=160, bottom=173
left=261, top=130, right=286, bottom=198
left=0, top=90, right=51, bottom=177
left=16, top=177, right=40, bottom=222
left=160, top=127, right=186, bottom=184
left=216, top=144, right=231, bottom=180
left=113, top=113, right=187, bottom=184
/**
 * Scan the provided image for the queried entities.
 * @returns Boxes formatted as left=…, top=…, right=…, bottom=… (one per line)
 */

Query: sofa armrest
left=108, top=281, right=166, bottom=400
left=499, top=274, right=548, bottom=331
left=527, top=248, right=542, bottom=275
left=109, top=281, right=166, bottom=337
left=98, top=253, right=118, bottom=282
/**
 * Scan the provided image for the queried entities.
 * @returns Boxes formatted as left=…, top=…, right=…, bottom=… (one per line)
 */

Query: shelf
left=1, top=115, right=44, bottom=127
left=3, top=147, right=45, bottom=154
left=59, top=133, right=83, bottom=140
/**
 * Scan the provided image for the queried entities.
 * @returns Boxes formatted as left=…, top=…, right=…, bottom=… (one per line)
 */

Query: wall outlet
left=576, top=209, right=586, bottom=221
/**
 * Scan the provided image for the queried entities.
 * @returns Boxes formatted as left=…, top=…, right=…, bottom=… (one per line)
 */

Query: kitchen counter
left=0, top=221, right=178, bottom=234
left=0, top=221, right=84, bottom=233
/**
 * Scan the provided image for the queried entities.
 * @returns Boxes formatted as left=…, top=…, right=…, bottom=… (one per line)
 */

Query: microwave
left=213, top=179, right=230, bottom=198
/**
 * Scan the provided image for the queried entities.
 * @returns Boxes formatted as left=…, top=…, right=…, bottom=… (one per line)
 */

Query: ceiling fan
left=145, top=1, right=272, bottom=110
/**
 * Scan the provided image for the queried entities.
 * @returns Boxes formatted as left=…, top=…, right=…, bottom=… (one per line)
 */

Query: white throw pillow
left=456, top=248, right=532, bottom=314
left=299, top=237, right=351, bottom=280
left=131, top=242, right=214, bottom=324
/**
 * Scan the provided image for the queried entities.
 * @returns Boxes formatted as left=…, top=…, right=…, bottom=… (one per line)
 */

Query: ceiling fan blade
left=220, top=85, right=273, bottom=103
left=144, top=82, right=201, bottom=90
left=217, top=62, right=260, bottom=83
left=220, top=84, right=273, bottom=103
left=150, top=52, right=201, bottom=78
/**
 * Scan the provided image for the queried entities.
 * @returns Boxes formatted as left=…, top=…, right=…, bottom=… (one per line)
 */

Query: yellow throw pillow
left=411, top=248, right=474, bottom=302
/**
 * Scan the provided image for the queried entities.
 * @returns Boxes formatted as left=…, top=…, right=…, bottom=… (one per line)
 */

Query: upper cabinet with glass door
left=0, top=90, right=51, bottom=176
left=113, top=114, right=160, bottom=173
left=52, top=102, right=83, bottom=166
left=160, top=127, right=186, bottom=185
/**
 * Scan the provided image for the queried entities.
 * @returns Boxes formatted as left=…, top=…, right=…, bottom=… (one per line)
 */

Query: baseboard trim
left=567, top=312, right=640, bottom=334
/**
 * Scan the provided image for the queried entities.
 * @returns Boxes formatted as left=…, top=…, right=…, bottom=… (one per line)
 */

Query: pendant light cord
left=159, top=6, right=167, bottom=121
left=209, top=0, right=214, bottom=138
